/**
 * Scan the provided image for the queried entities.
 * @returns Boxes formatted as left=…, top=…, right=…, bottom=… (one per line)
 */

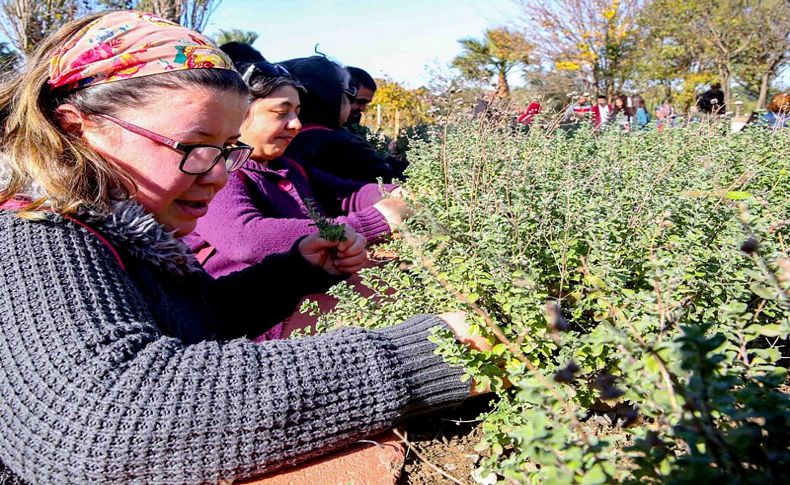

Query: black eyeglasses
left=343, top=85, right=358, bottom=101
left=97, top=114, right=253, bottom=175
left=241, top=62, right=292, bottom=84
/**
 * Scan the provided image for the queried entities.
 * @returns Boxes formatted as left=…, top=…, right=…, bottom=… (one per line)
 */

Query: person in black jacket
left=282, top=56, right=407, bottom=183
left=696, top=83, right=726, bottom=114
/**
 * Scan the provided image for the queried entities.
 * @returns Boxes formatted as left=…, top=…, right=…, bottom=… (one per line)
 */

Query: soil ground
left=396, top=395, right=642, bottom=484
left=397, top=396, right=493, bottom=485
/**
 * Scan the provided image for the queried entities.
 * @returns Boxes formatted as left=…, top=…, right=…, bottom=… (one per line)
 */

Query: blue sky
left=203, top=0, right=522, bottom=88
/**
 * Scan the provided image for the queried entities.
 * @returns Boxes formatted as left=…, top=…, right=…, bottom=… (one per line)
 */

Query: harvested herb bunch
left=305, top=198, right=347, bottom=242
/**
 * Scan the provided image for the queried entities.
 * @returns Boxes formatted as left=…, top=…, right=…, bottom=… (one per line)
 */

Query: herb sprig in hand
left=305, top=198, right=347, bottom=242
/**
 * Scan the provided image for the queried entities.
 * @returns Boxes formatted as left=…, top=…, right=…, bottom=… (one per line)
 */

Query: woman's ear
left=54, top=104, right=88, bottom=136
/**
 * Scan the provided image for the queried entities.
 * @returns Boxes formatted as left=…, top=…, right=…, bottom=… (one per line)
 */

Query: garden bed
left=304, top=118, right=790, bottom=484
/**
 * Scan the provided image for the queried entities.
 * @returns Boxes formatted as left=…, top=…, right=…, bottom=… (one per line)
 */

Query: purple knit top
left=185, top=157, right=393, bottom=277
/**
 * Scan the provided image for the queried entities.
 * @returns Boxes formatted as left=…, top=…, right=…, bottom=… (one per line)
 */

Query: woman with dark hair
left=612, top=95, right=631, bottom=132
left=186, top=46, right=411, bottom=339
left=0, top=11, right=484, bottom=484
left=282, top=56, right=407, bottom=182
left=634, top=96, right=651, bottom=129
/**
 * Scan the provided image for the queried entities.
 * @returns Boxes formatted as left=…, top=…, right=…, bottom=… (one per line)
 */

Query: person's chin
left=170, top=219, right=198, bottom=237
left=267, top=143, right=288, bottom=157
left=166, top=203, right=207, bottom=236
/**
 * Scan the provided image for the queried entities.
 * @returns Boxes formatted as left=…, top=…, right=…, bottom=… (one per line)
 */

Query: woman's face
left=82, top=86, right=248, bottom=236
left=240, top=85, right=302, bottom=162
left=615, top=98, right=624, bottom=108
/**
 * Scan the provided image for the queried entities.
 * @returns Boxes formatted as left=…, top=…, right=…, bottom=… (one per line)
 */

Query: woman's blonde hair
left=0, top=12, right=247, bottom=216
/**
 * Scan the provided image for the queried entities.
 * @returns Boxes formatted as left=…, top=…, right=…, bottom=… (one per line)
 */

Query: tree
left=634, top=0, right=715, bottom=108
left=0, top=0, right=85, bottom=54
left=687, top=1, right=760, bottom=109
left=452, top=27, right=533, bottom=98
left=0, top=40, right=17, bottom=71
left=107, top=1, right=221, bottom=32
left=735, top=0, right=790, bottom=108
left=638, top=0, right=784, bottom=110
left=367, top=78, right=431, bottom=135
left=214, top=28, right=258, bottom=46
left=0, top=0, right=221, bottom=57
left=519, top=0, right=643, bottom=97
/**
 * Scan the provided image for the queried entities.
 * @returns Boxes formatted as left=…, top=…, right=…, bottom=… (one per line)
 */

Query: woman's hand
left=298, top=225, right=368, bottom=275
left=373, top=198, right=412, bottom=229
left=387, top=186, right=409, bottom=199
left=438, top=311, right=492, bottom=352
left=438, top=311, right=498, bottom=396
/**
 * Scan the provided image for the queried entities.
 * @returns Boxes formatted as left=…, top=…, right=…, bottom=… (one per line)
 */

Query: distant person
left=612, top=95, right=631, bottom=131
left=346, top=66, right=376, bottom=126
left=763, top=93, right=790, bottom=129
left=283, top=56, right=407, bottom=182
left=697, top=83, right=726, bottom=114
left=517, top=101, right=541, bottom=125
left=563, top=94, right=592, bottom=123
left=655, top=99, right=677, bottom=130
left=591, top=94, right=612, bottom=130
left=633, top=95, right=651, bottom=129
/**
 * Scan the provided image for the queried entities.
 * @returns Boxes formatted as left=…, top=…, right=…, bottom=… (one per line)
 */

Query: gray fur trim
left=77, top=200, right=203, bottom=276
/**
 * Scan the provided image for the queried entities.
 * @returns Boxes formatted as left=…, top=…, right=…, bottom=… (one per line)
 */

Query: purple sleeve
left=306, top=165, right=396, bottom=214
left=337, top=206, right=391, bottom=244
left=340, top=183, right=398, bottom=212
left=195, top=176, right=322, bottom=266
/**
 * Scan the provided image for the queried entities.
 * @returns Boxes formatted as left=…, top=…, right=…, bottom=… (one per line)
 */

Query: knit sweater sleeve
left=297, top=165, right=392, bottom=241
left=339, top=183, right=399, bottom=213
left=0, top=215, right=470, bottom=484
left=195, top=174, right=390, bottom=265
left=202, top=241, right=343, bottom=339
left=306, top=164, right=370, bottom=212
left=195, top=174, right=320, bottom=263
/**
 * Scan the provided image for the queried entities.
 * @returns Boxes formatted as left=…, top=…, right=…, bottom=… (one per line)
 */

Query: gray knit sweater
left=0, top=202, right=469, bottom=484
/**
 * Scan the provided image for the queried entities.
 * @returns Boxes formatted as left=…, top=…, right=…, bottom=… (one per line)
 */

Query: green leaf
left=745, top=324, right=782, bottom=338
left=580, top=463, right=608, bottom=485
left=725, top=191, right=751, bottom=200
left=750, top=283, right=776, bottom=300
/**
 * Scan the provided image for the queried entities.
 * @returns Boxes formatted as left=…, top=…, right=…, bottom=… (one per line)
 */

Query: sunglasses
left=241, top=62, right=292, bottom=84
left=343, top=85, right=358, bottom=101
left=97, top=114, right=253, bottom=175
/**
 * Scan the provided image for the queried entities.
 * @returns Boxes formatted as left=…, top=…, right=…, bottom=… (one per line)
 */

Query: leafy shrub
left=303, top=117, right=790, bottom=484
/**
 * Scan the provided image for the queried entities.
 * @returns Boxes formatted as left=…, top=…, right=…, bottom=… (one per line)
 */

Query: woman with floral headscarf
left=0, top=11, right=486, bottom=484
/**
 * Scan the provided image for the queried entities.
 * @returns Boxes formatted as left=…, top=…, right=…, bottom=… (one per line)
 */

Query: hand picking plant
left=301, top=114, right=790, bottom=484
left=305, top=197, right=346, bottom=242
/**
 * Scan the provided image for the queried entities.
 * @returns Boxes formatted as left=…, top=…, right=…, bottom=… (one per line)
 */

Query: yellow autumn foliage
left=555, top=60, right=581, bottom=71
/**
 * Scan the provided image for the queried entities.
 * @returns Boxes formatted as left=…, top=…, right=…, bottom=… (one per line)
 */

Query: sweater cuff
left=344, top=206, right=391, bottom=243
left=374, top=315, right=470, bottom=419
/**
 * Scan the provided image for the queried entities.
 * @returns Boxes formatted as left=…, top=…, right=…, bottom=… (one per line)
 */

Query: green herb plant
left=305, top=198, right=346, bottom=243
left=300, top=112, right=790, bottom=484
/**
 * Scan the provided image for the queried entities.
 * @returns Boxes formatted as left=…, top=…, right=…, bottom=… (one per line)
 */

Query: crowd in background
left=516, top=83, right=790, bottom=132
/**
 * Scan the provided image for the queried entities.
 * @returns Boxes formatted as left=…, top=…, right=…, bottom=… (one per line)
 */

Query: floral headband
left=48, top=10, right=235, bottom=91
